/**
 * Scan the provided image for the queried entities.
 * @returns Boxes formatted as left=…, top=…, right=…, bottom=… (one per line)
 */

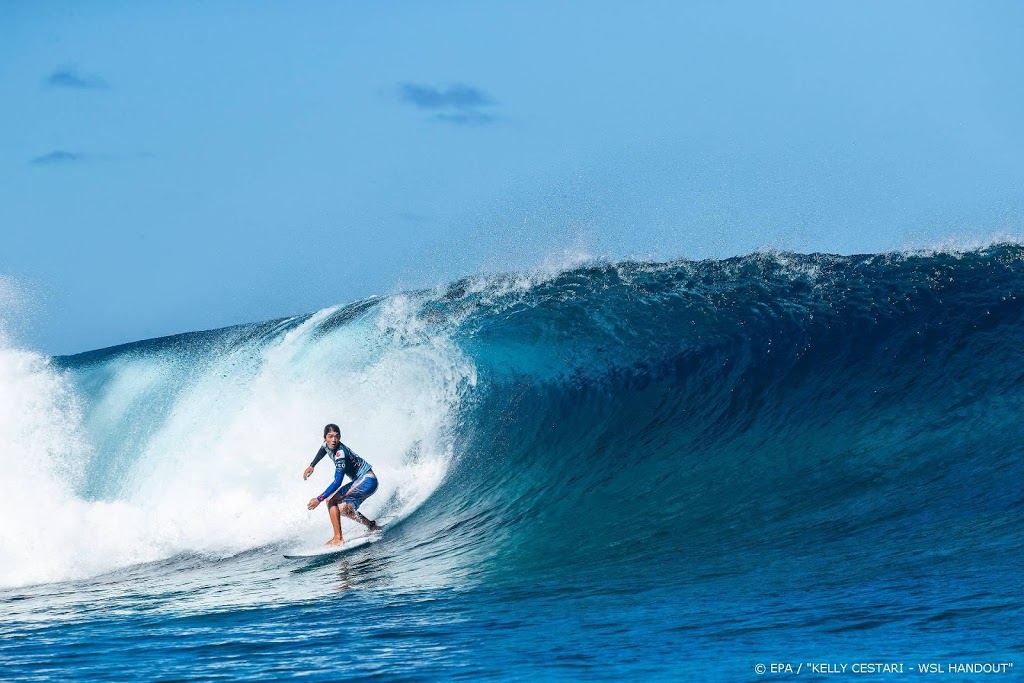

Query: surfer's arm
left=309, top=446, right=327, bottom=468
left=307, top=469, right=346, bottom=510
left=317, top=469, right=345, bottom=503
left=304, top=446, right=327, bottom=480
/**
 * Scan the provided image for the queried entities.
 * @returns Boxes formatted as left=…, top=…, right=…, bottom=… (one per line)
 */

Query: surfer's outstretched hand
left=307, top=498, right=320, bottom=510
left=303, top=466, right=314, bottom=480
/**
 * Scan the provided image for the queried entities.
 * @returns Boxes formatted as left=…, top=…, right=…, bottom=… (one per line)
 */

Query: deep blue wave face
left=4, top=246, right=1024, bottom=680
left=422, top=247, right=1024, bottom=593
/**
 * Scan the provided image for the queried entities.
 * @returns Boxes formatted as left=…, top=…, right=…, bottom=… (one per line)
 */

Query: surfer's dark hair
left=324, top=423, right=341, bottom=437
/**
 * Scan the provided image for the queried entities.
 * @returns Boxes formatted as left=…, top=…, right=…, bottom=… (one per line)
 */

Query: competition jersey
left=310, top=442, right=372, bottom=481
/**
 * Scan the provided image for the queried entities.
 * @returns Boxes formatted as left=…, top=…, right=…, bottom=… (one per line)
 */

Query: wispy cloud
left=43, top=67, right=109, bottom=90
left=29, top=150, right=90, bottom=166
left=398, top=83, right=499, bottom=125
left=400, top=83, right=492, bottom=110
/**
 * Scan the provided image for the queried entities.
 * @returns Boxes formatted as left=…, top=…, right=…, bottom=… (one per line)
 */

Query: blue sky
left=2, top=1, right=1023, bottom=355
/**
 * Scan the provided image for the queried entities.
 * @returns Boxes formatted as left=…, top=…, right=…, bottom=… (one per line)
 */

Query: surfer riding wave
left=303, top=423, right=381, bottom=545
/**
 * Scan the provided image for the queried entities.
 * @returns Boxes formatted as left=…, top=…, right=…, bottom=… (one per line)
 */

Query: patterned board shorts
left=329, top=472, right=378, bottom=509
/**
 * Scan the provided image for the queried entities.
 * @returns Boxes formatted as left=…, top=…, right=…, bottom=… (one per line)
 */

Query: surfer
left=303, top=423, right=381, bottom=545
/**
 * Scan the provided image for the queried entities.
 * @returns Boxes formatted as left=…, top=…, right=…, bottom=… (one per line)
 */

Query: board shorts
left=329, top=471, right=378, bottom=509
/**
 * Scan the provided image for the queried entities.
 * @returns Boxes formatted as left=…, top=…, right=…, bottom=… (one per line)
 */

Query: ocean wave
left=4, top=246, right=1023, bottom=587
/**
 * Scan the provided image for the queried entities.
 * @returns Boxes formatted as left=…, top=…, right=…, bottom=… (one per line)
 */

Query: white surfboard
left=283, top=532, right=383, bottom=559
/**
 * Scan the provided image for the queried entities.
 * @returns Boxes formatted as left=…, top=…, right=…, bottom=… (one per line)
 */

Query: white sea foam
left=0, top=341, right=107, bottom=587
left=898, top=232, right=1024, bottom=259
left=0, top=297, right=474, bottom=588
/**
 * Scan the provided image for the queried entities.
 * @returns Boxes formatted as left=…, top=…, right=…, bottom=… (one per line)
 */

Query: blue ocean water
left=1, top=247, right=1023, bottom=681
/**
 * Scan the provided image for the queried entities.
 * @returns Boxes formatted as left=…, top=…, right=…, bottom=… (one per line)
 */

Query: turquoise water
left=2, top=248, right=1023, bottom=680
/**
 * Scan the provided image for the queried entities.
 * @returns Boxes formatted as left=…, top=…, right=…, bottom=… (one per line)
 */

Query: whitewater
left=1, top=247, right=1022, bottom=681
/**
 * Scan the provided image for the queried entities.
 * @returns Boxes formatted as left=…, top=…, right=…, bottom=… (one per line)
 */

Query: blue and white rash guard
left=310, top=442, right=373, bottom=502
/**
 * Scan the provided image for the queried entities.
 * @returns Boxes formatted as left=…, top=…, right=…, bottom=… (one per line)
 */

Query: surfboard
left=283, top=532, right=383, bottom=559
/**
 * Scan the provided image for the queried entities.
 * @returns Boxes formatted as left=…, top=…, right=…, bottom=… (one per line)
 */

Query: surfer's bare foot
left=367, top=521, right=380, bottom=532
left=325, top=538, right=343, bottom=546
